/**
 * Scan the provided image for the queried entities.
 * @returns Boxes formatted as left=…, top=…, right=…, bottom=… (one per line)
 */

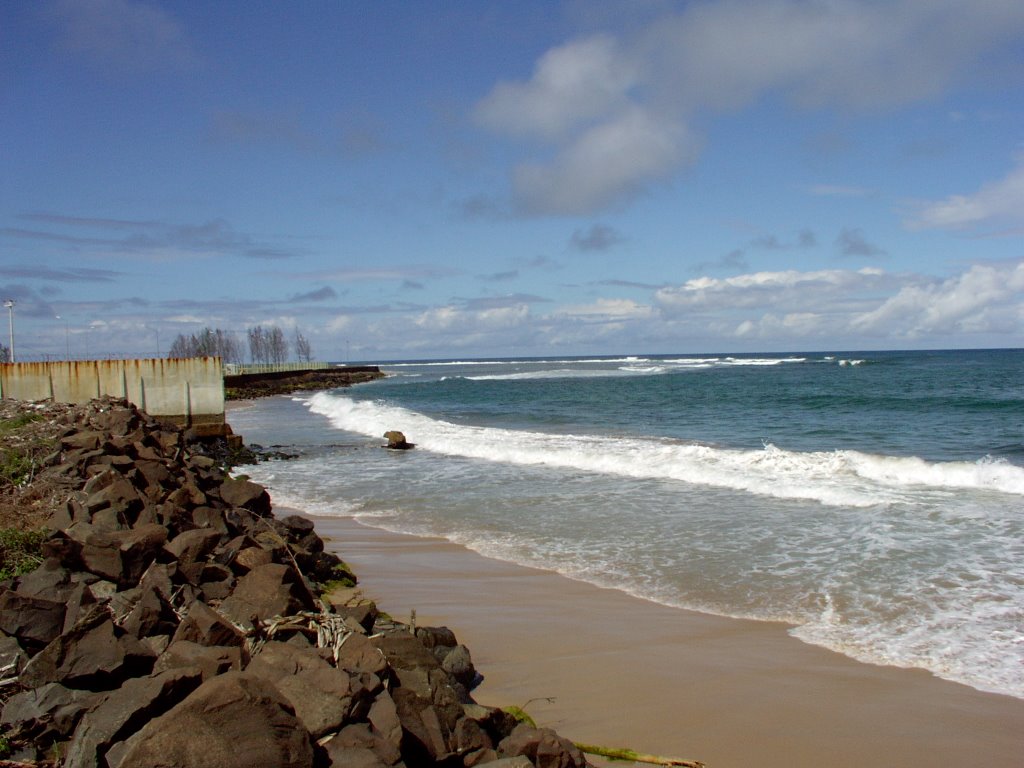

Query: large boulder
left=217, top=478, right=272, bottom=516
left=109, top=671, right=315, bottom=768
left=217, top=563, right=314, bottom=629
left=63, top=668, right=203, bottom=768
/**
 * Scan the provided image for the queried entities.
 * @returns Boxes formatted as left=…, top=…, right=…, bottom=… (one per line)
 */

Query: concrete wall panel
left=0, top=357, right=225, bottom=434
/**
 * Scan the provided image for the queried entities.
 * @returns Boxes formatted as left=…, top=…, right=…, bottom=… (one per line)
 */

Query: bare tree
left=294, top=328, right=313, bottom=363
left=268, top=326, right=288, bottom=363
left=247, top=326, right=268, bottom=364
left=0, top=343, right=9, bottom=363
left=167, top=328, right=242, bottom=362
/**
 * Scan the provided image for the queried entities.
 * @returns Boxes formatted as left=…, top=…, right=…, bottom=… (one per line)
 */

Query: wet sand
left=313, top=514, right=1024, bottom=768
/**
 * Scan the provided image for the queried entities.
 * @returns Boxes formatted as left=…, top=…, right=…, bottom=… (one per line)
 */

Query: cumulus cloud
left=907, top=155, right=1024, bottom=231
left=853, top=261, right=1024, bottom=336
left=474, top=35, right=637, bottom=141
left=475, top=0, right=1024, bottom=216
left=513, top=106, right=693, bottom=215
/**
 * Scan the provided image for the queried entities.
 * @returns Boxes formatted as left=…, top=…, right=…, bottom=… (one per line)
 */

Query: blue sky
left=2, top=0, right=1023, bottom=362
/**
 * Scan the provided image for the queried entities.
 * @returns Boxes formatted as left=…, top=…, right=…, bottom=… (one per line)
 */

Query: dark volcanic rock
left=110, top=671, right=315, bottom=768
left=217, top=563, right=315, bottom=629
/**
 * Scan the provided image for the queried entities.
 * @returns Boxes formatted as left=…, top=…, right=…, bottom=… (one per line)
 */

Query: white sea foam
left=305, top=392, right=1024, bottom=506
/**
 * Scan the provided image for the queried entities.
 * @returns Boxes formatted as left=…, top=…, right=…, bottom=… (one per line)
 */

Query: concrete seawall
left=0, top=357, right=225, bottom=435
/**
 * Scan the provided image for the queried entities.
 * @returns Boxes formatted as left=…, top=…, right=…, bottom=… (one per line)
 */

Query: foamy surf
left=305, top=392, right=1024, bottom=506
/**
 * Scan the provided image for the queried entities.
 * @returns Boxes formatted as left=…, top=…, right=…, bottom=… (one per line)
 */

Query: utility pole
left=56, top=315, right=70, bottom=361
left=3, top=300, right=14, bottom=363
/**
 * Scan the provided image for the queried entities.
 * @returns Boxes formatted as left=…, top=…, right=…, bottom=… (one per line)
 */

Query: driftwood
left=575, top=743, right=706, bottom=767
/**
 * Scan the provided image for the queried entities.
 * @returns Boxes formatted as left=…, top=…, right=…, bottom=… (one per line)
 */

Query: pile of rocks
left=0, top=398, right=586, bottom=768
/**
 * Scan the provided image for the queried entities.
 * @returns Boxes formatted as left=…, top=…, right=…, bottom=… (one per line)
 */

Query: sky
left=2, top=0, right=1023, bottom=362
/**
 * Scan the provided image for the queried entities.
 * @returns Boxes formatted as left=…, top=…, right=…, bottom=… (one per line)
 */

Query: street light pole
left=3, top=300, right=14, bottom=363
left=56, top=315, right=70, bottom=361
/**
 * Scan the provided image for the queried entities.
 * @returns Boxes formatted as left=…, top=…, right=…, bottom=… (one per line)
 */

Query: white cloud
left=414, top=304, right=529, bottom=333
left=853, top=261, right=1024, bottom=336
left=474, top=35, right=637, bottom=141
left=656, top=267, right=887, bottom=312
left=907, top=156, right=1024, bottom=231
left=513, top=107, right=694, bottom=215
left=476, top=0, right=1024, bottom=216
left=560, top=298, right=654, bottom=319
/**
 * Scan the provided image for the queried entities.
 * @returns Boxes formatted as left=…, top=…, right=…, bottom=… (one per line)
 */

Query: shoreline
left=311, top=512, right=1024, bottom=768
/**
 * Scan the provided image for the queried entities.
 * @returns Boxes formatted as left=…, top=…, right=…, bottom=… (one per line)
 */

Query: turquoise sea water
left=229, top=349, right=1024, bottom=699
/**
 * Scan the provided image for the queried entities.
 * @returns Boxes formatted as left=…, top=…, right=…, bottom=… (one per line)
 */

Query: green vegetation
left=503, top=705, right=538, bottom=728
left=0, top=412, right=42, bottom=432
left=0, top=411, right=46, bottom=487
left=0, top=448, right=35, bottom=487
left=320, top=561, right=358, bottom=591
left=0, top=527, right=47, bottom=581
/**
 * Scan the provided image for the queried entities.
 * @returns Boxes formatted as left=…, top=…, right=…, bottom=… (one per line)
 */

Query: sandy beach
left=312, top=514, right=1024, bottom=768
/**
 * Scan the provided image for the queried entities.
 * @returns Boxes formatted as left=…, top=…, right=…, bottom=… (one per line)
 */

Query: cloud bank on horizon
left=1, top=0, right=1022, bottom=361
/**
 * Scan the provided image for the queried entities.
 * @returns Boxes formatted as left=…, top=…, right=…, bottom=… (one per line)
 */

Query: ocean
left=228, top=348, right=1024, bottom=700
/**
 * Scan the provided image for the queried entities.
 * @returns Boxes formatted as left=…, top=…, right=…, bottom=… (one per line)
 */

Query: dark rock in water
left=383, top=430, right=413, bottom=450
left=441, top=643, right=477, bottom=689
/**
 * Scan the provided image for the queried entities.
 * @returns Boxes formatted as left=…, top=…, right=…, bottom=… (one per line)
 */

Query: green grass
left=0, top=412, right=42, bottom=433
left=0, top=448, right=35, bottom=487
left=0, top=528, right=47, bottom=581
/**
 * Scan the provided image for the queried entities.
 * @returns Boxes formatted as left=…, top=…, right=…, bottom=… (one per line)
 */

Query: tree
left=247, top=326, right=268, bottom=364
left=294, top=328, right=313, bottom=363
left=167, top=328, right=242, bottom=363
left=268, top=326, right=288, bottom=363
left=0, top=343, right=8, bottom=363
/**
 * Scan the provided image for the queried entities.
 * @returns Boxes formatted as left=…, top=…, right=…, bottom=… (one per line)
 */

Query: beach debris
left=574, top=743, right=706, bottom=767
left=383, top=429, right=414, bottom=449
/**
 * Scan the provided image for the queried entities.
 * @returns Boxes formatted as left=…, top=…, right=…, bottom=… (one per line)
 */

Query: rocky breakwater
left=0, top=398, right=587, bottom=768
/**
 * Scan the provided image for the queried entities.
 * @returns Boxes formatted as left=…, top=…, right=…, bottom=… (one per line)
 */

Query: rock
left=153, top=640, right=243, bottom=681
left=110, top=671, right=315, bottom=768
left=335, top=633, right=388, bottom=677
left=165, top=527, right=223, bottom=566
left=383, top=430, right=413, bottom=449
left=0, top=632, right=29, bottom=678
left=217, top=563, right=314, bottom=629
left=416, top=625, right=457, bottom=650
left=244, top=641, right=330, bottom=681
left=392, top=687, right=450, bottom=763
left=0, top=592, right=67, bottom=650
left=63, top=668, right=203, bottom=768
left=19, top=609, right=126, bottom=690
left=76, top=523, right=168, bottom=587
left=1, top=682, right=100, bottom=741
left=170, top=601, right=245, bottom=648
left=498, top=724, right=586, bottom=768
left=441, top=644, right=477, bottom=688
left=217, top=477, right=272, bottom=516
left=275, top=667, right=353, bottom=738
left=324, top=722, right=402, bottom=767
left=331, top=600, right=378, bottom=634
